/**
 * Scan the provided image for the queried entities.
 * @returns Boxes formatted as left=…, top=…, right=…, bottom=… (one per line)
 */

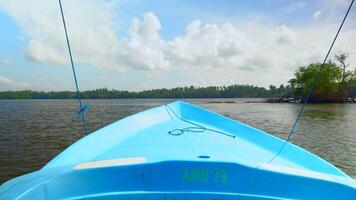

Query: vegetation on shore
left=0, top=53, right=354, bottom=102
left=0, top=84, right=291, bottom=99
left=289, top=52, right=355, bottom=103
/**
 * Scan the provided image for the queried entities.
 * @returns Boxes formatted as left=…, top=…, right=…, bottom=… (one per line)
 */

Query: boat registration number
left=181, top=168, right=228, bottom=184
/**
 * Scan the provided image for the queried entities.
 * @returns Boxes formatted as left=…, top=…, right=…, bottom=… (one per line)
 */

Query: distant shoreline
left=0, top=85, right=291, bottom=99
left=1, top=98, right=354, bottom=104
left=0, top=85, right=354, bottom=103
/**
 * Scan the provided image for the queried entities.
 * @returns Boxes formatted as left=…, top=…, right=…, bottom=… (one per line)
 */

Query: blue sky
left=0, top=0, right=355, bottom=91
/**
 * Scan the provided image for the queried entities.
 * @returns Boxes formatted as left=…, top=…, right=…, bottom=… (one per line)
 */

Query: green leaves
left=289, top=61, right=350, bottom=99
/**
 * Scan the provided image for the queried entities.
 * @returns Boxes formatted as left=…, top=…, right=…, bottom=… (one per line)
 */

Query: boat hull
left=1, top=160, right=355, bottom=199
left=1, top=101, right=355, bottom=199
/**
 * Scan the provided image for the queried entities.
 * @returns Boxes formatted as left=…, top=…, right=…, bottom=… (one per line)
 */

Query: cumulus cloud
left=167, top=22, right=299, bottom=72
left=0, top=76, right=32, bottom=90
left=314, top=10, right=322, bottom=19
left=0, top=0, right=270, bottom=72
left=169, top=21, right=248, bottom=69
left=233, top=25, right=297, bottom=71
left=25, top=40, right=67, bottom=64
left=119, top=12, right=170, bottom=70
left=330, top=0, right=350, bottom=6
left=0, top=1, right=172, bottom=71
left=281, top=2, right=307, bottom=14
left=0, top=0, right=120, bottom=68
left=0, top=0, right=355, bottom=89
left=270, top=25, right=297, bottom=45
left=1, top=59, right=11, bottom=65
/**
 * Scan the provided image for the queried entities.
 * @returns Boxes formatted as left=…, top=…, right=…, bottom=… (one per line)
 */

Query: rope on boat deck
left=164, top=104, right=236, bottom=138
left=270, top=0, right=355, bottom=163
left=168, top=127, right=206, bottom=136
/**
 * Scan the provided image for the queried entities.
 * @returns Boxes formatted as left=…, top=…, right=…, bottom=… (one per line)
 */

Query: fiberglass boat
left=0, top=101, right=355, bottom=199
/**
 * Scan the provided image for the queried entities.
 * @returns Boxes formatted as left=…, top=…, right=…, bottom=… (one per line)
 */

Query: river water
left=0, top=99, right=355, bottom=183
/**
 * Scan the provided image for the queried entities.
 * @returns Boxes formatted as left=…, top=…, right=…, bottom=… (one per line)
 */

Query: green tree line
left=0, top=84, right=292, bottom=99
left=1, top=53, right=354, bottom=101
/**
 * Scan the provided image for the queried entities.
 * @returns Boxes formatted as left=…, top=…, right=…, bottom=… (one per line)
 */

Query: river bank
left=265, top=97, right=356, bottom=103
left=207, top=97, right=356, bottom=104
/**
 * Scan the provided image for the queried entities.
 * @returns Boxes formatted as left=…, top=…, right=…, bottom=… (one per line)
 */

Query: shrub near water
left=289, top=60, right=355, bottom=101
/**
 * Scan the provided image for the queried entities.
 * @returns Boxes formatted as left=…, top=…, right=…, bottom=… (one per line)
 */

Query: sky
left=0, top=0, right=355, bottom=91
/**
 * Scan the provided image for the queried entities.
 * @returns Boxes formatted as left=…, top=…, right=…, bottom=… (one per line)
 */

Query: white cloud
left=0, top=1, right=355, bottom=89
left=330, top=0, right=350, bottom=6
left=0, top=1, right=171, bottom=71
left=281, top=2, right=307, bottom=14
left=0, top=76, right=32, bottom=90
left=99, top=75, right=108, bottom=81
left=119, top=12, right=170, bottom=70
left=1, top=59, right=11, bottom=65
left=270, top=25, right=297, bottom=45
left=314, top=10, right=322, bottom=19
left=169, top=21, right=249, bottom=69
left=0, top=0, right=122, bottom=69
left=25, top=40, right=67, bottom=64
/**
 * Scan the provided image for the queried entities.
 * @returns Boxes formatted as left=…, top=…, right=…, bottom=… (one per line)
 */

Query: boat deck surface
left=45, top=101, right=348, bottom=177
left=1, top=101, right=355, bottom=200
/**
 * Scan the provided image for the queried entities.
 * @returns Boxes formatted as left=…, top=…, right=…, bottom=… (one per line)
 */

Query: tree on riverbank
left=350, top=73, right=356, bottom=97
left=288, top=53, right=355, bottom=102
left=335, top=52, right=354, bottom=100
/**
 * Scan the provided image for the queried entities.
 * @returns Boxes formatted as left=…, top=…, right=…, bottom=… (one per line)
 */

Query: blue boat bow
left=1, top=101, right=355, bottom=199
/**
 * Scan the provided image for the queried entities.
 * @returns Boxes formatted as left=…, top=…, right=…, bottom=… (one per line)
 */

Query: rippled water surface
left=0, top=99, right=355, bottom=183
